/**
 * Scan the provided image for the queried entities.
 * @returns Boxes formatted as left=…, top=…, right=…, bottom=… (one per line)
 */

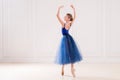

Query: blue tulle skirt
left=55, top=34, right=83, bottom=65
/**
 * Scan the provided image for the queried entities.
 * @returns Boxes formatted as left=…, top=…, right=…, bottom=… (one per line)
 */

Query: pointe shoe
left=61, top=71, right=64, bottom=76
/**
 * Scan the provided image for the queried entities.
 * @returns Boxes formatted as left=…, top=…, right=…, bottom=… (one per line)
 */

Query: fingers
left=58, top=5, right=64, bottom=9
left=70, top=5, right=75, bottom=9
left=58, top=5, right=75, bottom=9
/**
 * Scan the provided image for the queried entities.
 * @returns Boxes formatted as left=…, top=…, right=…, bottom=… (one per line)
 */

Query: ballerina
left=55, top=5, right=83, bottom=78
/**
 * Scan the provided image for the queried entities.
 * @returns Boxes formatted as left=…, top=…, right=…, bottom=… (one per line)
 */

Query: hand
left=70, top=5, right=75, bottom=9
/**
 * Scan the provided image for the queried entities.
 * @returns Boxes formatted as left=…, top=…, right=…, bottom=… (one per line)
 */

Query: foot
left=71, top=68, right=76, bottom=77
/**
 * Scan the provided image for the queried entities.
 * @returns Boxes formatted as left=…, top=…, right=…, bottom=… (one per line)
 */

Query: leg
left=61, top=64, right=64, bottom=76
left=71, top=63, right=75, bottom=77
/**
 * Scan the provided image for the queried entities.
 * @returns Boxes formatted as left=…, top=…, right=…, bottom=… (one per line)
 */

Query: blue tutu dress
left=55, top=25, right=83, bottom=65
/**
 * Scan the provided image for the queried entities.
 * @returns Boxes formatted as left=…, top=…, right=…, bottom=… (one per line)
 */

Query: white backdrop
left=0, top=0, right=120, bottom=63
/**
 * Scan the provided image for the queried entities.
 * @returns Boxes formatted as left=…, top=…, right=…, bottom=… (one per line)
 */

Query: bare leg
left=71, top=64, right=75, bottom=77
left=61, top=64, right=64, bottom=76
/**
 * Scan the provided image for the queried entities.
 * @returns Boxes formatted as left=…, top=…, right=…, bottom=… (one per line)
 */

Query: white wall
left=0, top=0, right=120, bottom=63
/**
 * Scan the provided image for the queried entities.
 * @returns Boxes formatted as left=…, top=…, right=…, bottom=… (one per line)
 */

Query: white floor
left=0, top=63, right=120, bottom=80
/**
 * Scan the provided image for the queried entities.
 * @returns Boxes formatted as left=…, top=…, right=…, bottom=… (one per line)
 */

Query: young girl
left=55, top=5, right=83, bottom=78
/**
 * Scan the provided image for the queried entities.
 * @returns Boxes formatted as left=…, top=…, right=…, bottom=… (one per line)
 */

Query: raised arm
left=70, top=5, right=76, bottom=23
left=56, top=6, right=64, bottom=27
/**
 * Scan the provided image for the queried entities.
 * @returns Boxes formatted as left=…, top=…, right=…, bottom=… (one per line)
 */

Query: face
left=64, top=15, right=70, bottom=21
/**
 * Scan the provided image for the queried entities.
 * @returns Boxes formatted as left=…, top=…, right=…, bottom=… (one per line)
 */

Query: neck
left=65, top=21, right=72, bottom=26
left=66, top=21, right=70, bottom=23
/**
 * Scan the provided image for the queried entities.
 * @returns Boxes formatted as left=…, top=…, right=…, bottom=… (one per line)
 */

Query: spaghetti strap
left=63, top=23, right=71, bottom=30
left=64, top=23, right=65, bottom=27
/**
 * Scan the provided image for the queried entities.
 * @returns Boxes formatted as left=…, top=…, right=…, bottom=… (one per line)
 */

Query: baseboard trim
left=0, top=56, right=120, bottom=63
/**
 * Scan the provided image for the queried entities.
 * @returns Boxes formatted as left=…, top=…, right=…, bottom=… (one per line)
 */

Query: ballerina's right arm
left=56, top=6, right=64, bottom=27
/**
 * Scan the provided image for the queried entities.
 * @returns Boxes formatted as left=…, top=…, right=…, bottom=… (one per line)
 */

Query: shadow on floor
left=59, top=75, right=119, bottom=80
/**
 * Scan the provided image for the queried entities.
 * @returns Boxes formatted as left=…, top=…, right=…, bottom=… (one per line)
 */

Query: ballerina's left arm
left=70, top=5, right=76, bottom=25
left=64, top=5, right=76, bottom=30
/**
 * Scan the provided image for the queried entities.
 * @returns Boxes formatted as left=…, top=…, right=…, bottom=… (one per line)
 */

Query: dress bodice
left=62, top=27, right=69, bottom=35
